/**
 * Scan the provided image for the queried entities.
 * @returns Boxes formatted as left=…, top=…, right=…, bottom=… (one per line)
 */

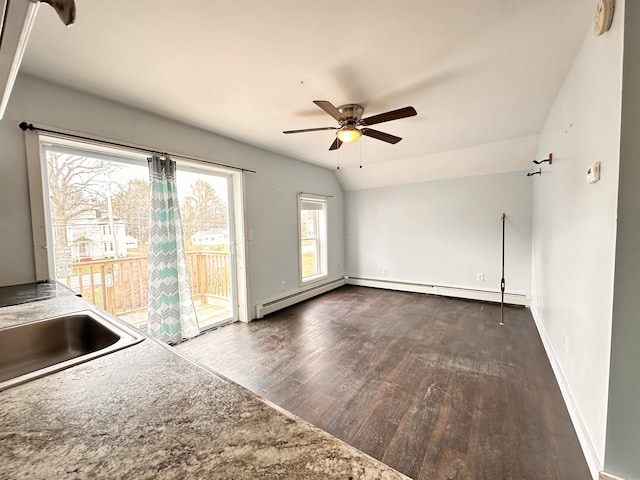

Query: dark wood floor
left=176, top=285, right=590, bottom=480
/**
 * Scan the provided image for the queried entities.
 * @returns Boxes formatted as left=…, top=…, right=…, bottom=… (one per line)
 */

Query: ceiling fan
left=283, top=100, right=417, bottom=151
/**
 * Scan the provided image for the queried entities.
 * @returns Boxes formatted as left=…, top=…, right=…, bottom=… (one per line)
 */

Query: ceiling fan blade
left=361, top=128, right=402, bottom=144
left=314, top=100, right=347, bottom=122
left=283, top=127, right=338, bottom=134
left=329, top=138, right=343, bottom=150
left=361, top=106, right=417, bottom=126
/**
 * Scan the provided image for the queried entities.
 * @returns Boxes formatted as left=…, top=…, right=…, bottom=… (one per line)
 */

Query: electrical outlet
left=477, top=273, right=484, bottom=282
left=247, top=230, right=254, bottom=241
left=382, top=267, right=388, bottom=276
left=281, top=281, right=286, bottom=290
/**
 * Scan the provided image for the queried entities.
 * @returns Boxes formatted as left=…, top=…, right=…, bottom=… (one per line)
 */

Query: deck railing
left=64, top=251, right=231, bottom=317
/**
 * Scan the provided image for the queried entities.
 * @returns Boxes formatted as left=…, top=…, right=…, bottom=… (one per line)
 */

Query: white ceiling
left=21, top=0, right=594, bottom=190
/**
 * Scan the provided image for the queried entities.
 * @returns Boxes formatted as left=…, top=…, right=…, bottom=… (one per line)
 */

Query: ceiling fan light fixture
left=336, top=125, right=361, bottom=144
left=284, top=100, right=416, bottom=151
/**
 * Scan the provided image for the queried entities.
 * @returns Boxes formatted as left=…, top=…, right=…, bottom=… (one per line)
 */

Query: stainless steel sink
left=0, top=310, right=145, bottom=391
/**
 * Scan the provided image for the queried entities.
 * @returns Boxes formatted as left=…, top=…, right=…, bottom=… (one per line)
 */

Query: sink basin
left=0, top=310, right=145, bottom=391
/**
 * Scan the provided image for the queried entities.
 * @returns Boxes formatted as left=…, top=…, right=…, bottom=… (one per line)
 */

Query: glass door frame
left=25, top=130, right=250, bottom=326
left=176, top=160, right=240, bottom=328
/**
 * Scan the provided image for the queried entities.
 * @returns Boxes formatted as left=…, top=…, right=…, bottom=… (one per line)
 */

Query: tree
left=112, top=178, right=150, bottom=243
left=46, top=152, right=120, bottom=246
left=180, top=179, right=228, bottom=243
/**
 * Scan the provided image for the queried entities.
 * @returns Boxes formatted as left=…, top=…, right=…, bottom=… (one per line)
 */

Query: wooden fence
left=64, top=252, right=231, bottom=317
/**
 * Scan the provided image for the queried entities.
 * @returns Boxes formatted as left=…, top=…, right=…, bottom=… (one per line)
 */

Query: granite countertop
left=0, top=294, right=410, bottom=480
left=0, top=281, right=79, bottom=308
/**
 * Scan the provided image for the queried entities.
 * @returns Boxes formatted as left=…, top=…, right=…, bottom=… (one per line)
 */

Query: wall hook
left=527, top=168, right=542, bottom=177
left=532, top=153, right=553, bottom=165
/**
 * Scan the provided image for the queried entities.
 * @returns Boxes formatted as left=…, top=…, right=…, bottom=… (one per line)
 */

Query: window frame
left=33, top=135, right=149, bottom=279
left=298, top=193, right=328, bottom=285
left=24, top=127, right=250, bottom=323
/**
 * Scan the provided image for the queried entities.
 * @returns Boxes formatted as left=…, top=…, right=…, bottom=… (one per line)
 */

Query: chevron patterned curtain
left=147, top=155, right=200, bottom=344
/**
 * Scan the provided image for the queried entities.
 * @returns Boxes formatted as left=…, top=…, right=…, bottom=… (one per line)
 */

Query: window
left=78, top=243, right=90, bottom=258
left=31, top=137, right=240, bottom=330
left=298, top=193, right=327, bottom=283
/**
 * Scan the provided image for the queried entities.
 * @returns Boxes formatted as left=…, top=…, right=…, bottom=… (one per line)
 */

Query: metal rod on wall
left=500, top=213, right=506, bottom=326
left=299, top=192, right=334, bottom=198
left=527, top=153, right=553, bottom=177
left=18, top=122, right=257, bottom=174
left=532, top=153, right=553, bottom=165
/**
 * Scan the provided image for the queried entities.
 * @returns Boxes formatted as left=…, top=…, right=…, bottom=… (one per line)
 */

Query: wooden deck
left=120, top=296, right=233, bottom=331
left=63, top=252, right=232, bottom=327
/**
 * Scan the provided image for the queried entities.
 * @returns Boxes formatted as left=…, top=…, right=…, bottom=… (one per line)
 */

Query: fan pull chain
left=359, top=139, right=363, bottom=168
left=336, top=146, right=340, bottom=170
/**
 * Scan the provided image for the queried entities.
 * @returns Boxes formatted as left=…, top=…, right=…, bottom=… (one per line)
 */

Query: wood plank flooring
left=176, top=285, right=591, bottom=480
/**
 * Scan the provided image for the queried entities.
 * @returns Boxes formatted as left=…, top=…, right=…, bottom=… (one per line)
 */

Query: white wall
left=0, top=74, right=344, bottom=316
left=337, top=135, right=538, bottom=191
left=531, top=5, right=623, bottom=473
left=345, top=171, right=532, bottom=294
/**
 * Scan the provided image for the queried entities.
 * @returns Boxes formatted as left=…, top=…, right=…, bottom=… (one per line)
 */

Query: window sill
left=300, top=274, right=328, bottom=287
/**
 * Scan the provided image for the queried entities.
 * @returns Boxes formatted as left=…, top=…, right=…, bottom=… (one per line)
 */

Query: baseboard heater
left=255, top=278, right=346, bottom=319
left=345, top=277, right=530, bottom=306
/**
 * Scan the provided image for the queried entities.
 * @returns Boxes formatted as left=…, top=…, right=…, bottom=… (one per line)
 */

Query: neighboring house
left=124, top=235, right=139, bottom=250
left=191, top=228, right=229, bottom=246
left=66, top=211, right=127, bottom=261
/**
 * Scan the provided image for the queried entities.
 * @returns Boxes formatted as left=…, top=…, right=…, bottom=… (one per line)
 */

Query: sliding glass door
left=41, top=140, right=238, bottom=331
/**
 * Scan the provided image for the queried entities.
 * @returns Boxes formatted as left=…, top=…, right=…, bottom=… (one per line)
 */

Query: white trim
left=600, top=472, right=627, bottom=480
left=530, top=305, right=601, bottom=480
left=298, top=192, right=328, bottom=286
left=232, top=171, right=250, bottom=323
left=0, top=0, right=38, bottom=118
left=24, top=129, right=50, bottom=280
left=255, top=278, right=345, bottom=319
left=345, top=277, right=531, bottom=306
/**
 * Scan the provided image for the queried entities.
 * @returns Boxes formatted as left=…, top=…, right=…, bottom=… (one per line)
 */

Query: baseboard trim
left=345, top=277, right=531, bottom=306
left=530, top=304, right=602, bottom=480
left=600, top=472, right=627, bottom=480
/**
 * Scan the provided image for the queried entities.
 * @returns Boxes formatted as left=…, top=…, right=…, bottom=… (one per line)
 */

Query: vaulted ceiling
left=21, top=0, right=594, bottom=190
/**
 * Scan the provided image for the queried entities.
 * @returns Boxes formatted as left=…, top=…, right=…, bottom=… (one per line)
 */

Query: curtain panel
left=147, top=155, right=199, bottom=343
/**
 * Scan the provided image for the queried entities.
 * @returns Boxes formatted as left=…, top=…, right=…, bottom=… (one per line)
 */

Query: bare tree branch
left=47, top=152, right=122, bottom=245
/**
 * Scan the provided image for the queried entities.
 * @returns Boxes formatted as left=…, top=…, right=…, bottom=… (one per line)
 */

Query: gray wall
left=0, top=74, right=345, bottom=316
left=606, top=0, right=640, bottom=477
left=345, top=171, right=532, bottom=294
